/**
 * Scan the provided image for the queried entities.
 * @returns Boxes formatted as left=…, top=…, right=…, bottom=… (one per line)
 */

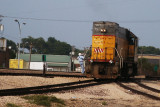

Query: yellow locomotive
left=85, top=21, right=138, bottom=79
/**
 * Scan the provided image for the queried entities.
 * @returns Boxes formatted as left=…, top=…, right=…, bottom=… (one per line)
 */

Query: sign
left=42, top=54, right=46, bottom=62
left=154, top=65, right=158, bottom=72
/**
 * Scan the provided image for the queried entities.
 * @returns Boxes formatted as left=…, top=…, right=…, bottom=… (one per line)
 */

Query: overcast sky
left=0, top=0, right=160, bottom=49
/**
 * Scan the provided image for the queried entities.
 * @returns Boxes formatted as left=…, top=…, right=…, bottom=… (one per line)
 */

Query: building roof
left=19, top=54, right=71, bottom=63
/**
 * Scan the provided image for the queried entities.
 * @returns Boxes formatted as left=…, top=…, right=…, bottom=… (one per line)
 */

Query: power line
left=118, top=20, right=160, bottom=23
left=3, top=15, right=93, bottom=23
left=3, top=15, right=160, bottom=23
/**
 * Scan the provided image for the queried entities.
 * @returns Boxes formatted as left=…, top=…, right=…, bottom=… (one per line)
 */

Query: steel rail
left=116, top=81, right=160, bottom=100
left=0, top=80, right=108, bottom=96
left=133, top=81, right=160, bottom=93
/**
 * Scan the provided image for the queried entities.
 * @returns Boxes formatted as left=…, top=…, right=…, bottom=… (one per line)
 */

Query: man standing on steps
left=77, top=53, right=85, bottom=74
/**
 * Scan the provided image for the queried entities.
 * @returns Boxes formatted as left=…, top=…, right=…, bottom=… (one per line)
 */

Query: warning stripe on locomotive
left=94, top=48, right=104, bottom=53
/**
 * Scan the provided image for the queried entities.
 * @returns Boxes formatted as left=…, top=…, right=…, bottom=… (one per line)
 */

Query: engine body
left=85, top=21, right=138, bottom=79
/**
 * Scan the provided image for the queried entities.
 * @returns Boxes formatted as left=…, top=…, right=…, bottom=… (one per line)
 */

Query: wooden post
left=28, top=43, right=32, bottom=69
left=140, top=48, right=143, bottom=75
left=159, top=59, right=160, bottom=76
left=159, top=59, right=160, bottom=68
left=43, top=62, right=46, bottom=76
left=23, top=44, right=24, bottom=54
left=42, top=55, right=46, bottom=76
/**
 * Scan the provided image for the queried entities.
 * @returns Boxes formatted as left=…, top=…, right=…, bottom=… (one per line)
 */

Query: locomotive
left=85, top=21, right=138, bottom=79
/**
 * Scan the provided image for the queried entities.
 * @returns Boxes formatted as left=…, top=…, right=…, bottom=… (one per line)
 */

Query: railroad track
left=0, top=73, right=159, bottom=100
left=146, top=76, right=160, bottom=80
left=116, top=80, right=160, bottom=100
left=134, top=81, right=160, bottom=93
left=1, top=68, right=160, bottom=99
left=0, top=79, right=109, bottom=96
left=0, top=68, right=85, bottom=78
left=1, top=69, right=160, bottom=80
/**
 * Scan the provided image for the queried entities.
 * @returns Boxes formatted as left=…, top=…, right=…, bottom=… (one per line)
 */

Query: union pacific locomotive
left=85, top=21, right=138, bottom=79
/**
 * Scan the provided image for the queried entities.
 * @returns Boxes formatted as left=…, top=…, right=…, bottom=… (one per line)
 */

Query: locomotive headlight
left=100, top=29, right=106, bottom=33
left=109, top=60, right=113, bottom=64
left=90, top=60, right=93, bottom=63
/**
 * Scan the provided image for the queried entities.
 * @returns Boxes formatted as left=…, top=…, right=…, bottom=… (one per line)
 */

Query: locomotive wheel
left=124, top=63, right=137, bottom=78
left=130, top=63, right=137, bottom=76
left=85, top=60, right=92, bottom=74
left=128, top=67, right=133, bottom=76
left=120, top=62, right=135, bottom=78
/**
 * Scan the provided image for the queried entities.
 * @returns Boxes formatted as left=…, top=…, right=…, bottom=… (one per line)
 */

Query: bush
left=138, top=58, right=158, bottom=76
left=6, top=103, right=21, bottom=107
left=102, top=101, right=107, bottom=105
left=22, top=95, right=65, bottom=107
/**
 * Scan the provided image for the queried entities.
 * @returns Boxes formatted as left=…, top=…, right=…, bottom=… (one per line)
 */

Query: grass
left=22, top=95, right=65, bottom=107
left=102, top=101, right=107, bottom=106
left=6, top=103, right=21, bottom=107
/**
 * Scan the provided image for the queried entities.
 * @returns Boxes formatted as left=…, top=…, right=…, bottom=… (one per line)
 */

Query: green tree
left=7, top=39, right=17, bottom=59
left=34, top=37, right=46, bottom=54
left=21, top=36, right=36, bottom=53
left=138, top=58, right=156, bottom=76
left=46, top=37, right=57, bottom=54
left=138, top=46, right=160, bottom=55
left=53, top=40, right=71, bottom=55
left=46, top=37, right=72, bottom=55
left=21, top=36, right=72, bottom=55
left=74, top=48, right=83, bottom=56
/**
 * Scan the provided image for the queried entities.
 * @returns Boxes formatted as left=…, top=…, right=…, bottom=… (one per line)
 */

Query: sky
left=0, top=0, right=160, bottom=49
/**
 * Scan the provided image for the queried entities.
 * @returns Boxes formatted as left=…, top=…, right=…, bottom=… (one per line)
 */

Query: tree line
left=7, top=36, right=82, bottom=59
left=138, top=46, right=160, bottom=55
left=6, top=36, right=160, bottom=59
left=21, top=36, right=72, bottom=55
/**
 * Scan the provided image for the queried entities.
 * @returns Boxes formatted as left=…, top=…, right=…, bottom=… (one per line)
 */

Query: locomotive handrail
left=120, top=48, right=124, bottom=68
left=115, top=48, right=120, bottom=59
left=115, top=48, right=123, bottom=69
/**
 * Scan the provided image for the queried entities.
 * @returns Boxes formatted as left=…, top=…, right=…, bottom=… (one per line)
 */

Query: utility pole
left=28, top=43, right=32, bottom=69
left=14, top=19, right=26, bottom=69
left=0, top=17, right=4, bottom=37
left=159, top=59, right=160, bottom=69
left=16, top=43, right=18, bottom=59
left=159, top=59, right=160, bottom=76
left=42, top=55, right=46, bottom=76
left=23, top=44, right=24, bottom=54
left=83, top=47, right=89, bottom=68
left=140, top=47, right=143, bottom=75
left=84, top=47, right=90, bottom=58
left=71, top=46, right=75, bottom=71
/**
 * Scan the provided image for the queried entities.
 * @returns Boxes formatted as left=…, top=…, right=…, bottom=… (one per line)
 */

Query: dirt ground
left=0, top=76, right=160, bottom=107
